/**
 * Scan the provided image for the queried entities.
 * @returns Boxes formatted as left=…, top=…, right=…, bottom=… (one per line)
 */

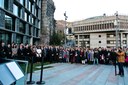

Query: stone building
left=72, top=14, right=128, bottom=48
left=40, top=0, right=56, bottom=45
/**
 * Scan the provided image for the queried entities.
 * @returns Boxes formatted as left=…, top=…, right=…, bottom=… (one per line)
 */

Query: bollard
left=27, top=56, right=35, bottom=84
left=36, top=55, right=45, bottom=84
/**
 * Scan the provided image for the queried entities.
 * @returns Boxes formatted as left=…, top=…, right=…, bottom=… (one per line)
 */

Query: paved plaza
left=18, top=63, right=128, bottom=85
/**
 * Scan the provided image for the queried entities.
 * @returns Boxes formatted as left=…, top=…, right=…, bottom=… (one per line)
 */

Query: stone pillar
left=78, top=34, right=80, bottom=47
left=120, top=33, right=123, bottom=48
left=126, top=34, right=128, bottom=48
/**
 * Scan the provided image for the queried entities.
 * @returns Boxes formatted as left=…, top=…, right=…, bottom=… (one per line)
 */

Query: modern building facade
left=72, top=14, right=128, bottom=48
left=40, top=0, right=55, bottom=45
left=0, top=0, right=41, bottom=45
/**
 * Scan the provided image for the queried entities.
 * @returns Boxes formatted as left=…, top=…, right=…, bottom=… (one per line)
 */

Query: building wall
left=72, top=15, right=128, bottom=48
left=0, top=0, right=41, bottom=45
left=41, top=0, right=55, bottom=45
left=90, top=33, right=107, bottom=48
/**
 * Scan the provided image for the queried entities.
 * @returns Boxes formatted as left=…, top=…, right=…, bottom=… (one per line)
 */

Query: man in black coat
left=23, top=44, right=32, bottom=61
left=0, top=42, right=7, bottom=59
left=6, top=44, right=12, bottom=59
left=17, top=44, right=24, bottom=60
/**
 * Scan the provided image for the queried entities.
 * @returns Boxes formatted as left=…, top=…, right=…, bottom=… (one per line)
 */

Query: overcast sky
left=53, top=0, right=128, bottom=22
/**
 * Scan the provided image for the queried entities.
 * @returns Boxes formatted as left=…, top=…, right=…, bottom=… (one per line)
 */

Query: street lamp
left=114, top=11, right=119, bottom=48
left=64, top=11, right=68, bottom=47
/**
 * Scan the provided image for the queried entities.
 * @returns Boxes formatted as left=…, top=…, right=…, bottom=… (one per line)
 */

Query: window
left=32, top=17, right=33, bottom=23
left=13, top=4, right=18, bottom=16
left=123, top=34, right=127, bottom=38
left=123, top=40, right=126, bottom=44
left=4, top=0, right=8, bottom=10
left=32, top=4, right=35, bottom=14
left=20, top=0, right=24, bottom=5
left=29, top=25, right=31, bottom=35
left=99, top=41, right=101, bottom=43
left=16, top=34, right=23, bottom=44
left=18, top=7, right=21, bottom=17
left=26, top=37, right=30, bottom=44
left=38, top=21, right=40, bottom=28
left=0, top=0, right=4, bottom=8
left=33, top=28, right=35, bottom=36
left=0, top=0, right=9, bottom=10
left=19, top=21, right=25, bottom=33
left=36, top=29, right=39, bottom=37
left=29, top=15, right=31, bottom=23
left=29, top=1, right=31, bottom=11
left=5, top=15, right=13, bottom=30
left=24, top=12, right=27, bottom=21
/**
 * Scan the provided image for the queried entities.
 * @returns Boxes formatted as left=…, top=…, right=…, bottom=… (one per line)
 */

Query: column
left=126, top=34, right=128, bottom=48
left=120, top=33, right=123, bottom=48
left=78, top=35, right=80, bottom=47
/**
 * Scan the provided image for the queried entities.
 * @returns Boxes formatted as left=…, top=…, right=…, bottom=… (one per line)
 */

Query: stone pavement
left=18, top=63, right=128, bottom=85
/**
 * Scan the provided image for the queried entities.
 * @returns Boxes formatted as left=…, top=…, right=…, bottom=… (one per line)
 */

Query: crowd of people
left=0, top=42, right=128, bottom=77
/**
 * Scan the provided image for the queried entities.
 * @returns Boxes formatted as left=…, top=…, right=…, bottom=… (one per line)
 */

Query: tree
left=49, top=31, right=63, bottom=45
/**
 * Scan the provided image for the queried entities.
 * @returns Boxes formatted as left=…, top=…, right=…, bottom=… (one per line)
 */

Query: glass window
left=36, top=8, right=38, bottom=17
left=18, top=7, right=22, bottom=18
left=20, top=0, right=24, bottom=5
left=19, top=21, right=25, bottom=33
left=16, top=34, right=23, bottom=44
left=25, top=0, right=28, bottom=8
left=39, top=0, right=41, bottom=8
left=0, top=0, right=9, bottom=10
left=26, top=37, right=30, bottom=44
left=35, top=7, right=37, bottom=16
left=29, top=1, right=31, bottom=11
left=18, top=8, right=23, bottom=19
left=32, top=17, right=33, bottom=24
left=5, top=15, right=12, bottom=30
left=32, top=4, right=35, bottom=14
left=33, top=18, right=35, bottom=25
left=29, top=15, right=31, bottom=23
left=4, top=0, right=9, bottom=10
left=33, top=28, right=35, bottom=36
left=0, top=31, right=11, bottom=44
left=36, top=29, right=39, bottom=37
left=13, top=4, right=18, bottom=16
left=0, top=0, right=4, bottom=8
left=24, top=12, right=27, bottom=21
left=38, top=21, right=40, bottom=28
left=29, top=26, right=31, bottom=35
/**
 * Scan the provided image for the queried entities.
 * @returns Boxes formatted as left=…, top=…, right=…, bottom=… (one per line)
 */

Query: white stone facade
left=71, top=15, right=128, bottom=48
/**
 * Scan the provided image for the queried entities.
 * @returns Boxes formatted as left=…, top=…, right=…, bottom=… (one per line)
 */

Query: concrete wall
left=90, top=33, right=107, bottom=48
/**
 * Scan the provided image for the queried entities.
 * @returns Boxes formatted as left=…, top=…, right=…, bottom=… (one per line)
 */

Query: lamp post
left=114, top=11, right=119, bottom=76
left=64, top=11, right=68, bottom=47
left=114, top=11, right=119, bottom=49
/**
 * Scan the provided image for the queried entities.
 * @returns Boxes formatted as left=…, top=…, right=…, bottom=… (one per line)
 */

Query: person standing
left=0, top=42, right=7, bottom=59
left=117, top=47, right=125, bottom=77
left=23, top=44, right=32, bottom=61
left=17, top=44, right=24, bottom=60
left=6, top=44, right=12, bottom=59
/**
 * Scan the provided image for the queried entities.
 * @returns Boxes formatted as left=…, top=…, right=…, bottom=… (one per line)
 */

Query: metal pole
left=27, top=56, right=35, bottom=84
left=115, top=11, right=118, bottom=76
left=115, top=12, right=118, bottom=49
left=64, top=11, right=68, bottom=48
